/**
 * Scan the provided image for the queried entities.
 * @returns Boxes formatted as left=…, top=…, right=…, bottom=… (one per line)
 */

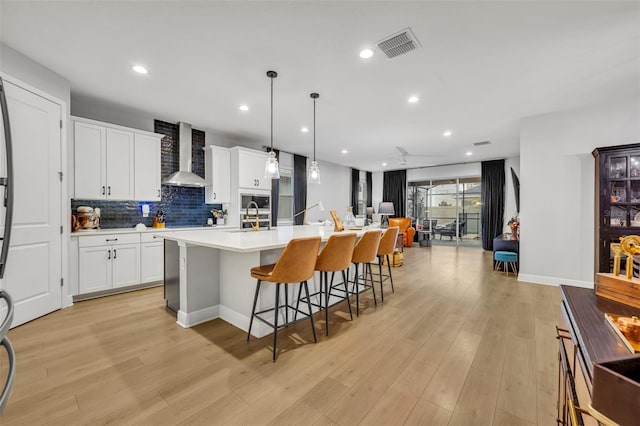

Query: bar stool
left=350, top=230, right=382, bottom=316
left=373, top=226, right=399, bottom=302
left=309, top=233, right=356, bottom=336
left=247, top=236, right=321, bottom=362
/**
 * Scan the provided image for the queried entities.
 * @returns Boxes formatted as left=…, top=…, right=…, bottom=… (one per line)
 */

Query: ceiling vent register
left=376, top=27, right=421, bottom=59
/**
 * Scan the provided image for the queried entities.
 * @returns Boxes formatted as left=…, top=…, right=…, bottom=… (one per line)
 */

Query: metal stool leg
left=353, top=263, right=360, bottom=316
left=247, top=280, right=261, bottom=341
left=387, top=255, right=395, bottom=293
left=273, top=283, right=280, bottom=362
left=324, top=271, right=330, bottom=336
left=342, top=269, right=353, bottom=320
left=378, top=257, right=384, bottom=303
left=303, top=281, right=317, bottom=343
left=284, top=285, right=289, bottom=327
left=368, top=263, right=377, bottom=306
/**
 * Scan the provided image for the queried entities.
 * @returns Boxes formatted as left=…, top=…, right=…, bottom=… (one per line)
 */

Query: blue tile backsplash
left=71, top=120, right=222, bottom=229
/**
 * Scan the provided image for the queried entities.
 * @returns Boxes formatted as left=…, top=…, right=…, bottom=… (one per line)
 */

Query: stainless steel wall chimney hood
left=162, top=122, right=206, bottom=187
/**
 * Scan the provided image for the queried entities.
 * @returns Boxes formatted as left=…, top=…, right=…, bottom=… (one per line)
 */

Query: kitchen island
left=157, top=225, right=367, bottom=337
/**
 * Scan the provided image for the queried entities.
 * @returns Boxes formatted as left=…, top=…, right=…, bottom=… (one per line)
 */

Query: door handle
left=107, top=186, right=111, bottom=196
left=157, top=189, right=160, bottom=198
left=213, top=192, right=216, bottom=199
left=107, top=249, right=111, bottom=260
left=102, top=186, right=106, bottom=195
left=113, top=249, right=117, bottom=259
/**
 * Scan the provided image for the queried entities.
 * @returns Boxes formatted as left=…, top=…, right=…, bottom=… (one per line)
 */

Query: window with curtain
left=382, top=170, right=407, bottom=218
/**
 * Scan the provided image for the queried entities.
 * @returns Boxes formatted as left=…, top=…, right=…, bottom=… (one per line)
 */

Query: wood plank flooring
left=0, top=245, right=561, bottom=425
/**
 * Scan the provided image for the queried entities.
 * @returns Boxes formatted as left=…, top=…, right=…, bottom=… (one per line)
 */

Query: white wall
left=406, top=162, right=481, bottom=182
left=519, top=95, right=640, bottom=288
left=306, top=159, right=351, bottom=223
left=0, top=43, right=70, bottom=108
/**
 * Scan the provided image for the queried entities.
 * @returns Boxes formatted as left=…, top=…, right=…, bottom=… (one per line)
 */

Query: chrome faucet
left=245, top=201, right=261, bottom=231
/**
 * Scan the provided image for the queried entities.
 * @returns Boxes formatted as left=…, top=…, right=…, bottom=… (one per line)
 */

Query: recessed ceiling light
left=382, top=162, right=387, bottom=166
left=443, top=130, right=452, bottom=137
left=132, top=65, right=148, bottom=74
left=341, top=149, right=348, bottom=154
left=359, top=49, right=374, bottom=59
left=466, top=151, right=473, bottom=156
left=239, top=104, right=249, bottom=112
left=301, top=127, right=309, bottom=133
left=408, top=96, right=419, bottom=103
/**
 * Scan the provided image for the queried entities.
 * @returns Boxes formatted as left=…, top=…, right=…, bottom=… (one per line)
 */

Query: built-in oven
left=240, top=193, right=271, bottom=229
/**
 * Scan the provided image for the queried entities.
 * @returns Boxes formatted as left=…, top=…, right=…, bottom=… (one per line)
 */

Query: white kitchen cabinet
left=74, top=121, right=106, bottom=199
left=73, top=116, right=162, bottom=201
left=233, top=148, right=272, bottom=191
left=105, top=128, right=135, bottom=200
left=204, top=145, right=231, bottom=203
left=140, top=233, right=165, bottom=282
left=134, top=133, right=162, bottom=201
left=78, top=233, right=140, bottom=294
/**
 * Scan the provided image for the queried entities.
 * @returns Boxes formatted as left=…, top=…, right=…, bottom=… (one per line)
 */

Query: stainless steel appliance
left=0, top=76, right=16, bottom=413
left=240, top=193, right=271, bottom=229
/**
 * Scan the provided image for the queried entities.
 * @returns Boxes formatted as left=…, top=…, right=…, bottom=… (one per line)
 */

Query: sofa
left=389, top=218, right=416, bottom=247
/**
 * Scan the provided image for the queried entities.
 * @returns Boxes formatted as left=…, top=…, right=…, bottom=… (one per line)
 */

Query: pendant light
left=308, top=92, right=321, bottom=184
left=264, top=70, right=280, bottom=179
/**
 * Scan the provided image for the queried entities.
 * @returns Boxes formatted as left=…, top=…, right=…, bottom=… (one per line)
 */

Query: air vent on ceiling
left=473, top=140, right=491, bottom=146
left=376, top=27, right=421, bottom=59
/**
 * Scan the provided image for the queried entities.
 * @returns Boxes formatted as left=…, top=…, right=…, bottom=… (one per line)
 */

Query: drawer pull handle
left=106, top=238, right=118, bottom=242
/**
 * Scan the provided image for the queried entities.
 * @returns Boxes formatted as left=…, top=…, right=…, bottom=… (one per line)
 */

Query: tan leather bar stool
left=350, top=230, right=382, bottom=316
left=374, top=226, right=399, bottom=302
left=247, top=236, right=321, bottom=362
left=299, top=233, right=356, bottom=336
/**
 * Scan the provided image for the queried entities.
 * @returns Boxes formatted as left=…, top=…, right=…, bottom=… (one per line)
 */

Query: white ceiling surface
left=1, top=1, right=639, bottom=171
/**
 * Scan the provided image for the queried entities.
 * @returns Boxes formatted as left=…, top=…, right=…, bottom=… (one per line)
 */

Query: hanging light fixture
left=308, top=92, right=321, bottom=184
left=264, top=70, right=280, bottom=179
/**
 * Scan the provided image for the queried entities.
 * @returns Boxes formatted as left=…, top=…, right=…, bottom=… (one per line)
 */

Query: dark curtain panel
left=481, top=159, right=506, bottom=250
left=382, top=170, right=406, bottom=218
left=293, top=154, right=307, bottom=225
left=366, top=171, right=373, bottom=209
left=270, top=149, right=280, bottom=226
left=351, top=168, right=360, bottom=215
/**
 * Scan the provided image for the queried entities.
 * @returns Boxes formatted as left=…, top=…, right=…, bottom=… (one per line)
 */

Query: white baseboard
left=63, top=294, right=73, bottom=308
left=177, top=305, right=220, bottom=328
left=518, top=273, right=593, bottom=288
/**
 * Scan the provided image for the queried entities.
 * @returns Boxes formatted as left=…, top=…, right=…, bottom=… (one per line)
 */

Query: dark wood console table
left=559, top=285, right=640, bottom=425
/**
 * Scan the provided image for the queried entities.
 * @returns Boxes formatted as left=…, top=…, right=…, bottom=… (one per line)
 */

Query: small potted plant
left=211, top=209, right=228, bottom=225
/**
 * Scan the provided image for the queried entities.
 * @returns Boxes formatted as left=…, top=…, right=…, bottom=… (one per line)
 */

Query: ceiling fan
left=394, top=146, right=442, bottom=166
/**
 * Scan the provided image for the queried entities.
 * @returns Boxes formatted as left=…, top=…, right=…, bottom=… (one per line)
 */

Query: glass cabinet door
left=610, top=157, right=627, bottom=178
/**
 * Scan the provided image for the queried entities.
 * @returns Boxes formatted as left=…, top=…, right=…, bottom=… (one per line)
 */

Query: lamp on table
left=378, top=202, right=395, bottom=228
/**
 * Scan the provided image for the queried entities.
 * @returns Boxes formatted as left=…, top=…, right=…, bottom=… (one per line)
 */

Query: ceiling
left=1, top=1, right=639, bottom=172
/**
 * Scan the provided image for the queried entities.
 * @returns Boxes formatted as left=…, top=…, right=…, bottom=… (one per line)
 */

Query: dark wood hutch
left=593, top=143, right=640, bottom=274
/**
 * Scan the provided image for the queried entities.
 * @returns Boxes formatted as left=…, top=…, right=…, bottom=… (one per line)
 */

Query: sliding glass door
left=407, top=177, right=481, bottom=247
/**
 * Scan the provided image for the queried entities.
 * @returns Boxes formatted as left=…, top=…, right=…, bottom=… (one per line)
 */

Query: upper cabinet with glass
left=593, top=143, right=640, bottom=274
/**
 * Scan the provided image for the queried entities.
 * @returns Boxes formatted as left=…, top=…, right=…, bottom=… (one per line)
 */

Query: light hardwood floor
left=0, top=245, right=561, bottom=425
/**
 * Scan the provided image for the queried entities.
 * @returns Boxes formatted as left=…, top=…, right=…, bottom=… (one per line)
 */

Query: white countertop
left=157, top=225, right=373, bottom=253
left=71, top=224, right=234, bottom=237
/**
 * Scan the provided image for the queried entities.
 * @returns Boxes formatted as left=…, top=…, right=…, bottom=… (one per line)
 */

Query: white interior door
left=0, top=79, right=62, bottom=327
